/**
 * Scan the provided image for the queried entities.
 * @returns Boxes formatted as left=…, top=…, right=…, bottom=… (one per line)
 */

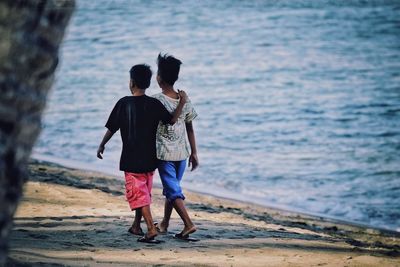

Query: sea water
left=34, top=0, right=400, bottom=231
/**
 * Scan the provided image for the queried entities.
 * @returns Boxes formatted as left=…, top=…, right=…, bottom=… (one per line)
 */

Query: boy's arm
left=185, top=121, right=199, bottom=171
left=99, top=99, right=121, bottom=159
left=97, top=129, right=114, bottom=159
left=161, top=90, right=188, bottom=125
left=169, top=90, right=187, bottom=125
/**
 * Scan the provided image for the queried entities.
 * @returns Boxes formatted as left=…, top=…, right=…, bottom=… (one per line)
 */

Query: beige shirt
left=152, top=93, right=197, bottom=161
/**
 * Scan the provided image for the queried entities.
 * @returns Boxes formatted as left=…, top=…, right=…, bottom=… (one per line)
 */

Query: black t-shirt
left=105, top=95, right=172, bottom=173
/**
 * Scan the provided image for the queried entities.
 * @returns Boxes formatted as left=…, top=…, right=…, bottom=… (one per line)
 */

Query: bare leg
left=172, top=198, right=196, bottom=236
left=141, top=205, right=157, bottom=239
left=130, top=209, right=143, bottom=234
left=159, top=199, right=173, bottom=232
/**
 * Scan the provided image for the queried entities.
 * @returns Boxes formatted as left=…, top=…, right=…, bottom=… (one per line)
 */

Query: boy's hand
left=178, top=89, right=188, bottom=104
left=97, top=145, right=105, bottom=159
left=188, top=153, right=199, bottom=171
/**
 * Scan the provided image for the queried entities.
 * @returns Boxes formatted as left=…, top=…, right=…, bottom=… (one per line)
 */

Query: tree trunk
left=0, top=0, right=75, bottom=264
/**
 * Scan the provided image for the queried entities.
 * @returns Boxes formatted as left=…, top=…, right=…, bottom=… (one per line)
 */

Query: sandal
left=128, top=227, right=144, bottom=236
left=137, top=235, right=164, bottom=244
left=173, top=233, right=200, bottom=242
left=154, top=222, right=168, bottom=234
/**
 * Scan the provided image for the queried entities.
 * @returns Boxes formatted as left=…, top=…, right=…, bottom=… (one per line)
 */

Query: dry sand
left=7, top=159, right=400, bottom=266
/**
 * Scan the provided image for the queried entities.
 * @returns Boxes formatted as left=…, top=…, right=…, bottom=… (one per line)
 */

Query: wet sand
left=8, top=159, right=400, bottom=266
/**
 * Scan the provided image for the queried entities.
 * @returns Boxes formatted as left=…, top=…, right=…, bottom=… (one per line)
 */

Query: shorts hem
left=129, top=200, right=151, bottom=210
left=166, top=195, right=185, bottom=203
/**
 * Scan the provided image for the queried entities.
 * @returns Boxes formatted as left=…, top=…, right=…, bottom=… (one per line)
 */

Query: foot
left=128, top=226, right=144, bottom=236
left=173, top=233, right=200, bottom=242
left=154, top=221, right=168, bottom=233
left=146, top=227, right=158, bottom=240
left=180, top=224, right=197, bottom=238
left=137, top=236, right=164, bottom=244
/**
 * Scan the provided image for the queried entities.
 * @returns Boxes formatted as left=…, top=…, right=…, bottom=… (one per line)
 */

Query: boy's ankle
left=148, top=226, right=157, bottom=235
left=132, top=223, right=141, bottom=229
left=185, top=223, right=195, bottom=228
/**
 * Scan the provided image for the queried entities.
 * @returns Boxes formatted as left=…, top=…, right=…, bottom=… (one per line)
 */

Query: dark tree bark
left=0, top=0, right=75, bottom=264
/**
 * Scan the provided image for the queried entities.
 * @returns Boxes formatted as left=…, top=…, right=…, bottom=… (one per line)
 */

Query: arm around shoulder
left=169, top=90, right=188, bottom=125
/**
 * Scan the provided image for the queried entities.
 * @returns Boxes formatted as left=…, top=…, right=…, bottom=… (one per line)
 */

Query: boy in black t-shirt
left=97, top=64, right=186, bottom=243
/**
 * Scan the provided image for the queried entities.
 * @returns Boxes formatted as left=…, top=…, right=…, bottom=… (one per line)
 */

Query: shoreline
left=7, top=158, right=400, bottom=266
left=31, top=153, right=400, bottom=234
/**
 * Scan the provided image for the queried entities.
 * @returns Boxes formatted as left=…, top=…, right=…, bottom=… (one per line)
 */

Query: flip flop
left=180, top=225, right=196, bottom=237
left=137, top=236, right=164, bottom=244
left=128, top=227, right=144, bottom=236
left=173, top=233, right=200, bottom=242
left=154, top=222, right=168, bottom=234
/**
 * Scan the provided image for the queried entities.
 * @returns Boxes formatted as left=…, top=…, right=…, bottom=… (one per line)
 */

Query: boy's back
left=105, top=95, right=172, bottom=173
left=152, top=93, right=197, bottom=161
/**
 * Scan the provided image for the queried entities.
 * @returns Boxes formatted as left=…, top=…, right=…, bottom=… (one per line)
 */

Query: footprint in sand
left=159, top=257, right=176, bottom=261
left=29, top=233, right=49, bottom=239
left=216, top=230, right=227, bottom=235
left=49, top=217, right=63, bottom=221
left=81, top=242, right=94, bottom=247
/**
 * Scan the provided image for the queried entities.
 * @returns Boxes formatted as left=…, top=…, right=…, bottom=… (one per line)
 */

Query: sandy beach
left=7, top=159, right=400, bottom=266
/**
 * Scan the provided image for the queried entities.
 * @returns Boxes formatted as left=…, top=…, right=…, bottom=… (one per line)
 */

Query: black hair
left=157, top=53, right=182, bottom=86
left=129, top=64, right=152, bottom=89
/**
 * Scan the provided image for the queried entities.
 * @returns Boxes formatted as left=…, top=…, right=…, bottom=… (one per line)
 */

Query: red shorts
left=124, top=171, right=154, bottom=210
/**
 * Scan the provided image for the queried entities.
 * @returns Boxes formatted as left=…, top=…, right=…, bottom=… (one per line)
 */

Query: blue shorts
left=157, top=160, right=186, bottom=202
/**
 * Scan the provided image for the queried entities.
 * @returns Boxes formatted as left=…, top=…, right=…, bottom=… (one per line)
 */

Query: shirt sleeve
left=105, top=100, right=122, bottom=133
left=155, top=99, right=173, bottom=124
left=185, top=99, right=198, bottom=122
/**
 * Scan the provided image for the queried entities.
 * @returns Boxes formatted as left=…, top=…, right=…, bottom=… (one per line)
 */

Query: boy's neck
left=131, top=88, right=146, bottom=96
left=161, top=86, right=178, bottom=98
